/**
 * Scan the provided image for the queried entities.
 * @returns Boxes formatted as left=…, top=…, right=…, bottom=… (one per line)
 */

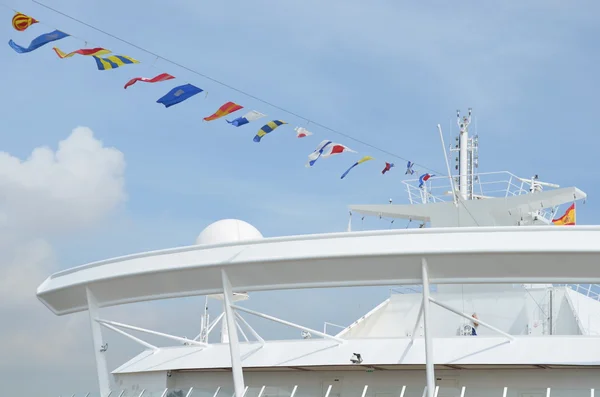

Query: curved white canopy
left=37, top=226, right=600, bottom=316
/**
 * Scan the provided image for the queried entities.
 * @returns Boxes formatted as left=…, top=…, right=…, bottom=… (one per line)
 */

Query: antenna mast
left=451, top=108, right=478, bottom=200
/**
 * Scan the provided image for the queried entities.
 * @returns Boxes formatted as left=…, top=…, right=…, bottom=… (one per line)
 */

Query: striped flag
left=204, top=102, right=243, bottom=121
left=253, top=120, right=287, bottom=142
left=53, top=47, right=111, bottom=59
left=552, top=203, right=576, bottom=226
left=93, top=55, right=140, bottom=71
left=124, top=73, right=175, bottom=89
left=12, top=12, right=38, bottom=32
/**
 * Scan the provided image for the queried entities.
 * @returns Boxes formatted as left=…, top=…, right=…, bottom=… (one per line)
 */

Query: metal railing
left=401, top=171, right=560, bottom=223
left=58, top=384, right=599, bottom=397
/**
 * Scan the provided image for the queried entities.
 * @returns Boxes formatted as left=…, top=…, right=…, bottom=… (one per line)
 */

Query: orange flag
left=204, top=101, right=243, bottom=121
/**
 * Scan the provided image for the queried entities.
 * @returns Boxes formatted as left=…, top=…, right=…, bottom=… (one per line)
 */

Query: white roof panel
left=37, top=226, right=600, bottom=316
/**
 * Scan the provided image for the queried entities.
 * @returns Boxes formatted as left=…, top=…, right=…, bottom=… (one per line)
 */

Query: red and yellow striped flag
left=204, top=101, right=243, bottom=121
left=12, top=12, right=38, bottom=32
left=53, top=47, right=111, bottom=59
left=552, top=203, right=576, bottom=226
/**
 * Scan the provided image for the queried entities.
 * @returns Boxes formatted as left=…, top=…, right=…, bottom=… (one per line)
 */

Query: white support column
left=86, top=287, right=111, bottom=397
left=221, top=269, right=245, bottom=397
left=421, top=258, right=435, bottom=397
left=222, top=301, right=230, bottom=344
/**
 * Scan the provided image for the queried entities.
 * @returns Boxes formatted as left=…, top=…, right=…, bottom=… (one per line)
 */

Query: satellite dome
left=195, top=219, right=263, bottom=245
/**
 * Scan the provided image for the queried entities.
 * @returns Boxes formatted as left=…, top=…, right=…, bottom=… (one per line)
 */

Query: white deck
left=113, top=336, right=600, bottom=374
left=38, top=226, right=600, bottom=315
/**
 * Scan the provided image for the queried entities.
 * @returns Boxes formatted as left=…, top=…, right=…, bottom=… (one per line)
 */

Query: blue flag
left=227, top=117, right=250, bottom=127
left=156, top=84, right=203, bottom=108
left=9, top=30, right=69, bottom=54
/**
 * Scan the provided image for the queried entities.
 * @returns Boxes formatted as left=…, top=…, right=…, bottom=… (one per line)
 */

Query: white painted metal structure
left=36, top=109, right=599, bottom=397
left=37, top=225, right=600, bottom=397
left=37, top=226, right=600, bottom=317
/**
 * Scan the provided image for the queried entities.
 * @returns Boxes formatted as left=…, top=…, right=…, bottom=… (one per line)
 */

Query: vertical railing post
left=222, top=269, right=246, bottom=397
left=86, top=287, right=111, bottom=397
left=421, top=258, right=435, bottom=397
left=257, top=386, right=266, bottom=397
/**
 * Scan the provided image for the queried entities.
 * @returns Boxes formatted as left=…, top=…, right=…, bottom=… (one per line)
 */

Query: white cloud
left=0, top=126, right=126, bottom=238
left=0, top=127, right=127, bottom=392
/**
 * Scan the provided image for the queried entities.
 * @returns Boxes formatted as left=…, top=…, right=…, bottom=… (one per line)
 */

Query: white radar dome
left=195, top=219, right=263, bottom=246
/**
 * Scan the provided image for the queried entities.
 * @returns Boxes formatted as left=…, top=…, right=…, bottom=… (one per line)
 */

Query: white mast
left=452, top=108, right=477, bottom=201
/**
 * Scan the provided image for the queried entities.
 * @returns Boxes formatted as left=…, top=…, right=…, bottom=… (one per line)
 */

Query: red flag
left=124, top=73, right=175, bottom=89
left=382, top=162, right=395, bottom=174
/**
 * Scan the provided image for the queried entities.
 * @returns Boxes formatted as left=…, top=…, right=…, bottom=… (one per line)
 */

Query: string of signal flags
left=7, top=9, right=437, bottom=184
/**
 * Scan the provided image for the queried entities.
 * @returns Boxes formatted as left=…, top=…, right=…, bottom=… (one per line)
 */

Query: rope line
left=26, top=0, right=441, bottom=175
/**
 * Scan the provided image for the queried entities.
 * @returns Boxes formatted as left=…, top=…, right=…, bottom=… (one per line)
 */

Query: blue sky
left=1, top=0, right=599, bottom=395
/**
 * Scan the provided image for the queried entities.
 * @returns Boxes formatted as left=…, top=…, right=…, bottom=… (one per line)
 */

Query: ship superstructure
left=36, top=110, right=600, bottom=397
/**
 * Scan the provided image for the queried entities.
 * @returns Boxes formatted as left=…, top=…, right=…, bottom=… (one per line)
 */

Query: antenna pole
left=438, top=124, right=458, bottom=206
left=457, top=110, right=470, bottom=200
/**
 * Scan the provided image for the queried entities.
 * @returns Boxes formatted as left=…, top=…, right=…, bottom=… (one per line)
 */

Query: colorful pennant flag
left=405, top=161, right=415, bottom=175
left=204, top=101, right=243, bottom=122
left=124, top=73, right=175, bottom=89
left=341, top=156, right=374, bottom=179
left=418, top=173, right=434, bottom=188
left=226, top=110, right=266, bottom=127
left=253, top=120, right=287, bottom=142
left=12, top=12, right=38, bottom=32
left=93, top=54, right=140, bottom=70
left=552, top=203, right=576, bottom=226
left=295, top=127, right=313, bottom=138
left=9, top=30, right=69, bottom=54
left=382, top=162, right=394, bottom=174
left=156, top=83, right=203, bottom=108
left=306, top=140, right=356, bottom=168
left=53, top=47, right=111, bottom=59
